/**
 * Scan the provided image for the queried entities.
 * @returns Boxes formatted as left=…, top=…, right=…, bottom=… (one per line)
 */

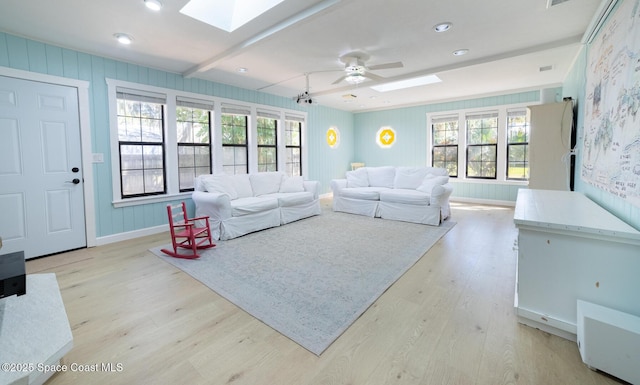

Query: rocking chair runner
left=161, top=202, right=215, bottom=259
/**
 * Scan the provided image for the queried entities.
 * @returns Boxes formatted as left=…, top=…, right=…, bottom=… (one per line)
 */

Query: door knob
left=66, top=178, right=81, bottom=184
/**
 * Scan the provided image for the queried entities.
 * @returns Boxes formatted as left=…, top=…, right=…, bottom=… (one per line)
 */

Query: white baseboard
left=517, top=307, right=577, bottom=341
left=96, top=224, right=168, bottom=246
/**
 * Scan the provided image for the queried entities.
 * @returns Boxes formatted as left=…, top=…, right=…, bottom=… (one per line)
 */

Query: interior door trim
left=0, top=66, right=97, bottom=248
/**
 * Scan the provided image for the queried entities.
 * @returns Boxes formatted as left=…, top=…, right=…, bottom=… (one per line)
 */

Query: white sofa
left=192, top=172, right=321, bottom=240
left=330, top=166, right=453, bottom=225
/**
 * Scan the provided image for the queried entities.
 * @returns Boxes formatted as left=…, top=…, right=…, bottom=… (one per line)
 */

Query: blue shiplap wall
left=0, top=32, right=354, bottom=238
left=353, top=91, right=542, bottom=203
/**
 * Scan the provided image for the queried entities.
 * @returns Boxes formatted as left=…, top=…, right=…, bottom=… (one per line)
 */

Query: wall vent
left=546, top=0, right=571, bottom=8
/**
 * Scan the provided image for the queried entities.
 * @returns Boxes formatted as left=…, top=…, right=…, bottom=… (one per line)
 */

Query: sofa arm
left=192, top=190, right=232, bottom=221
left=303, top=180, right=320, bottom=199
left=330, top=179, right=347, bottom=196
left=430, top=183, right=453, bottom=207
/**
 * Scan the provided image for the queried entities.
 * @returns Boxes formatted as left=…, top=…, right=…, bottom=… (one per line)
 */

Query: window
left=116, top=90, right=166, bottom=197
left=221, top=105, right=249, bottom=175
left=257, top=111, right=278, bottom=172
left=176, top=97, right=213, bottom=191
left=108, top=79, right=308, bottom=207
left=506, top=109, right=530, bottom=180
left=431, top=116, right=458, bottom=177
left=285, top=118, right=302, bottom=176
left=466, top=112, right=498, bottom=179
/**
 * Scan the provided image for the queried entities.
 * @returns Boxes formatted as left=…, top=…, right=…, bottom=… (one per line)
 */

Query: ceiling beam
left=182, top=0, right=341, bottom=78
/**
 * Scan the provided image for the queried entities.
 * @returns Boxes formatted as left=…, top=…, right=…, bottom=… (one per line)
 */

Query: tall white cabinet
left=513, top=189, right=640, bottom=340
left=528, top=100, right=574, bottom=191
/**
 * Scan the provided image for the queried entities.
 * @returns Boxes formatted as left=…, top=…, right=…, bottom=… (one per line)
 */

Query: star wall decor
left=376, top=126, right=396, bottom=148
left=327, top=127, right=340, bottom=148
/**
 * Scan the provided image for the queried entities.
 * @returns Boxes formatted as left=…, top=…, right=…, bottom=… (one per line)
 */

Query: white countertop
left=514, top=189, right=640, bottom=243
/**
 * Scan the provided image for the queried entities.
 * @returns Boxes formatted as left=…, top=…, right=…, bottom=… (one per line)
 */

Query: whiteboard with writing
left=582, top=0, right=640, bottom=207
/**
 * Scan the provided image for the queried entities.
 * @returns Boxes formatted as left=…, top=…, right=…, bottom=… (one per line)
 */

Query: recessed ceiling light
left=114, top=33, right=133, bottom=45
left=144, top=0, right=163, bottom=11
left=237, top=67, right=248, bottom=73
left=453, top=49, right=469, bottom=56
left=434, top=22, right=452, bottom=33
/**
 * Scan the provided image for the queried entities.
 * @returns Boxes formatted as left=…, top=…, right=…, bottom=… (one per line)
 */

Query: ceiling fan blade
left=363, top=72, right=385, bottom=81
left=332, top=75, right=347, bottom=85
left=367, top=61, right=404, bottom=70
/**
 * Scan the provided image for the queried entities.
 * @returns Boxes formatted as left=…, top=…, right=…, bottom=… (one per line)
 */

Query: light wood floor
left=26, top=201, right=622, bottom=385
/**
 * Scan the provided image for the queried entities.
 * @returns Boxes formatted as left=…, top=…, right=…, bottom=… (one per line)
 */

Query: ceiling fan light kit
left=345, top=73, right=366, bottom=85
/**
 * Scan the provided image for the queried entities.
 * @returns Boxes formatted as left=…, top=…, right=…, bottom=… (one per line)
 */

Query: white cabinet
left=528, top=101, right=574, bottom=191
left=513, top=189, right=640, bottom=340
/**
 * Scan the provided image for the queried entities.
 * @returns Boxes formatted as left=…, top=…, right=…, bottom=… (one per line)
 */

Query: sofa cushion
left=367, top=166, right=395, bottom=188
left=230, top=197, right=278, bottom=217
left=341, top=187, right=388, bottom=200
left=279, top=175, right=305, bottom=193
left=346, top=167, right=369, bottom=187
left=380, top=189, right=430, bottom=205
left=416, top=175, right=449, bottom=194
left=201, top=175, right=238, bottom=199
left=250, top=172, right=284, bottom=196
left=393, top=167, right=429, bottom=189
left=231, top=174, right=253, bottom=198
left=267, top=191, right=314, bottom=207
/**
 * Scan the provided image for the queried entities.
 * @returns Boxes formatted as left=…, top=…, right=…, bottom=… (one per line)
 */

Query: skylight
left=180, top=0, right=286, bottom=32
left=370, top=74, right=442, bottom=92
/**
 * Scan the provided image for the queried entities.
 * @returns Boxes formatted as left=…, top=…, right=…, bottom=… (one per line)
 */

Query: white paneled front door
left=0, top=75, right=86, bottom=259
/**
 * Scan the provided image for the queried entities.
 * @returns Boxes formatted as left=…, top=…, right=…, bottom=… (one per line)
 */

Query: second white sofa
left=192, top=172, right=321, bottom=240
left=331, top=166, right=453, bottom=226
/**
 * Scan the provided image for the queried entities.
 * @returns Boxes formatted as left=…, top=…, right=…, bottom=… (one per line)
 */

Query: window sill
left=112, top=191, right=193, bottom=208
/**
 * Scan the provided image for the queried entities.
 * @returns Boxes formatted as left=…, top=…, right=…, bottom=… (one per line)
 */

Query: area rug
left=150, top=209, right=455, bottom=355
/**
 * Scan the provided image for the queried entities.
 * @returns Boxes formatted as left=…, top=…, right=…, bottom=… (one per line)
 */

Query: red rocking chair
left=161, top=202, right=215, bottom=259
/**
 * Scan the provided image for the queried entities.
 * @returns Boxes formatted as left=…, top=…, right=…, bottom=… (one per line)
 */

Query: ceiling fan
left=332, top=52, right=403, bottom=85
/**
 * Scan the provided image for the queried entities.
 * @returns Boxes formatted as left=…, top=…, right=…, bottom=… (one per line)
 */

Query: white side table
left=0, top=274, right=73, bottom=385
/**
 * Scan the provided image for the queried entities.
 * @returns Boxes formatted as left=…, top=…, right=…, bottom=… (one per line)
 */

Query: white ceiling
left=0, top=0, right=605, bottom=112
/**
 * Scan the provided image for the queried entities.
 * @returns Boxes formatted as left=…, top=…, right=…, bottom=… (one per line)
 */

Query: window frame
left=506, top=109, right=530, bottom=181
left=465, top=112, right=499, bottom=180
left=285, top=119, right=303, bottom=177
left=426, top=102, right=535, bottom=187
left=176, top=98, right=213, bottom=191
left=115, top=89, right=167, bottom=199
left=256, top=113, right=278, bottom=172
left=431, top=116, right=459, bottom=178
left=221, top=111, right=250, bottom=175
left=107, top=79, right=308, bottom=208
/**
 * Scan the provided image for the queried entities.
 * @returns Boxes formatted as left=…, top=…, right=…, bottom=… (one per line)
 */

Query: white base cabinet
left=513, top=189, right=640, bottom=340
